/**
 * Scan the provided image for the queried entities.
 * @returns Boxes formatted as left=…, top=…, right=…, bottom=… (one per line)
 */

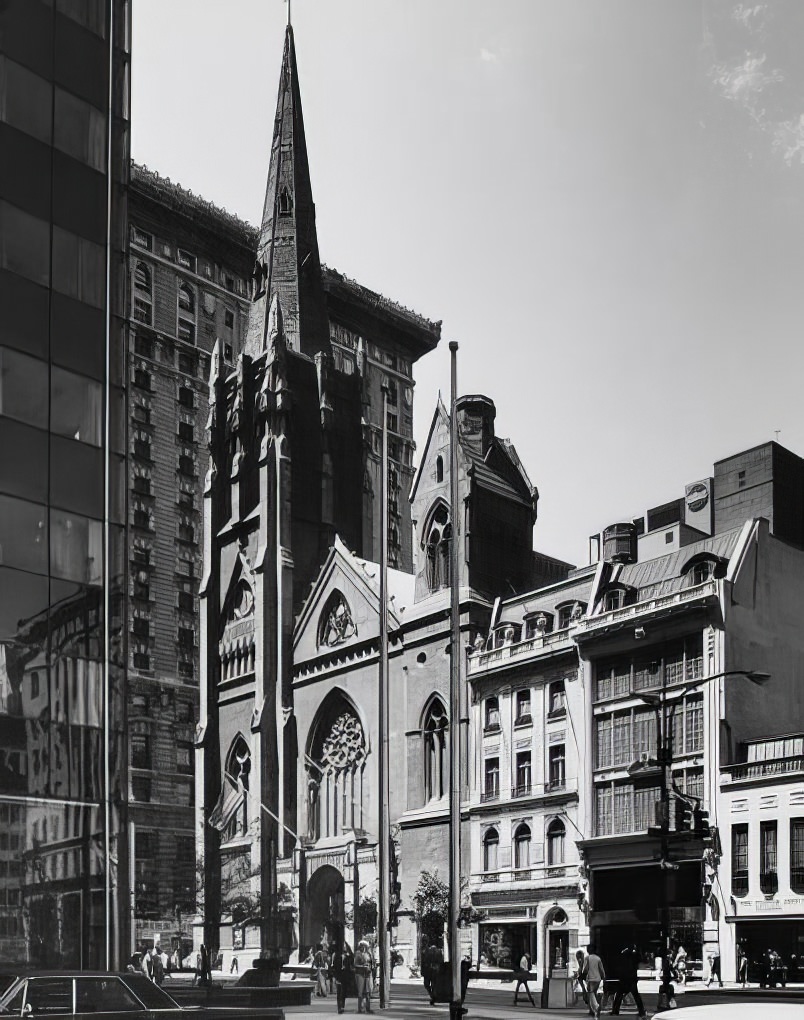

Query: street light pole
left=448, top=342, right=463, bottom=1020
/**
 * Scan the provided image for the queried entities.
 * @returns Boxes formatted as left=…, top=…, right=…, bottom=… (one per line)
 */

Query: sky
left=131, top=0, right=804, bottom=566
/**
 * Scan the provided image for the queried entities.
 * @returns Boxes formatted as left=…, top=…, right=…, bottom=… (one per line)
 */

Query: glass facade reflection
left=0, top=0, right=130, bottom=969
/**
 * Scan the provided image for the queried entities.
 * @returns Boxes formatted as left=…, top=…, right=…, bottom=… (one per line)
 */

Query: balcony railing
left=471, top=862, right=569, bottom=887
left=576, top=579, right=717, bottom=634
left=468, top=628, right=574, bottom=674
left=474, top=779, right=577, bottom=806
left=722, top=756, right=804, bottom=782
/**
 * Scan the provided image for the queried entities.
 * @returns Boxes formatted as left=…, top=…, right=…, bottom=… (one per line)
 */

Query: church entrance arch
left=303, top=864, right=345, bottom=952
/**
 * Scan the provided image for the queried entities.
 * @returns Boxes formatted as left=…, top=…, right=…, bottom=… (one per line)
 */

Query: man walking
left=706, top=945, right=723, bottom=987
left=582, top=944, right=606, bottom=1019
left=513, top=951, right=536, bottom=1006
left=611, top=945, right=647, bottom=1020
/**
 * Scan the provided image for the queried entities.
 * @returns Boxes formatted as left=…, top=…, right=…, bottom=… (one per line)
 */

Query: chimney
left=456, top=395, right=496, bottom=458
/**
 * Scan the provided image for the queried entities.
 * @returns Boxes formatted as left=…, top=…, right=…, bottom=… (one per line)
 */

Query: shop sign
left=733, top=897, right=804, bottom=915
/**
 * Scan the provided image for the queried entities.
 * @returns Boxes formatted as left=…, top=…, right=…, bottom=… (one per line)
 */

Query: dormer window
left=492, top=622, right=521, bottom=648
left=524, top=612, right=552, bottom=639
left=681, top=553, right=726, bottom=588
left=602, top=585, right=634, bottom=613
left=556, top=600, right=585, bottom=629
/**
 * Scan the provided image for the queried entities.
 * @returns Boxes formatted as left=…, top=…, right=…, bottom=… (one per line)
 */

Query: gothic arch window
left=306, top=693, right=367, bottom=842
left=422, top=697, right=448, bottom=803
left=483, top=827, right=499, bottom=874
left=424, top=502, right=451, bottom=591
left=278, top=185, right=293, bottom=217
left=209, top=734, right=251, bottom=841
left=513, top=823, right=531, bottom=873
left=318, top=590, right=357, bottom=648
left=546, top=817, right=565, bottom=865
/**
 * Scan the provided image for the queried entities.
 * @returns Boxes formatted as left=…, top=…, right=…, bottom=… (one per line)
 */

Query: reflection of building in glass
left=0, top=0, right=130, bottom=969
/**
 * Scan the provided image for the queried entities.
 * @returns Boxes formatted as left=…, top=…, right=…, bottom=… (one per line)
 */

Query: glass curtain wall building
left=0, top=0, right=130, bottom=969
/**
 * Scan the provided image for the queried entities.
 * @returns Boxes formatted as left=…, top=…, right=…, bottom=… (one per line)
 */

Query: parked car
left=0, top=972, right=283, bottom=1018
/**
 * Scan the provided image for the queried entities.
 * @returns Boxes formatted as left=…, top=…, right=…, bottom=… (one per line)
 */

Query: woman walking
left=312, top=943, right=329, bottom=997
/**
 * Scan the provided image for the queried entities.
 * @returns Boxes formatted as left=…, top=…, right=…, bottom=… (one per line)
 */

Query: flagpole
left=378, top=384, right=391, bottom=1008
left=448, top=342, right=463, bottom=1019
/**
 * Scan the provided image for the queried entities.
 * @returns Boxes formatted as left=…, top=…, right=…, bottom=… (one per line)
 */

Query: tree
left=412, top=870, right=449, bottom=945
left=356, top=896, right=378, bottom=938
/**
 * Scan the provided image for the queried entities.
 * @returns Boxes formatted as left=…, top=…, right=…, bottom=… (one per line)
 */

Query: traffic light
left=693, top=807, right=710, bottom=834
left=677, top=801, right=694, bottom=831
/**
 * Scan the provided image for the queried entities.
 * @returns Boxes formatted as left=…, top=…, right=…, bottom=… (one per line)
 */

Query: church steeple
left=245, top=25, right=330, bottom=359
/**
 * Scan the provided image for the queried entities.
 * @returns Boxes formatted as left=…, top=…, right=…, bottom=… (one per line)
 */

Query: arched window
left=278, top=185, right=293, bottom=216
left=425, top=503, right=451, bottom=591
left=307, top=693, right=367, bottom=841
left=514, top=823, right=531, bottom=873
left=483, top=828, right=499, bottom=874
left=548, top=679, right=566, bottom=717
left=546, top=818, right=565, bottom=865
left=422, top=698, right=448, bottom=802
left=209, top=734, right=251, bottom=842
left=436, top=455, right=444, bottom=483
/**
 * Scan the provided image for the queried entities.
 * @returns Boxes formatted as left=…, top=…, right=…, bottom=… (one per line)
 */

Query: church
left=195, top=22, right=551, bottom=969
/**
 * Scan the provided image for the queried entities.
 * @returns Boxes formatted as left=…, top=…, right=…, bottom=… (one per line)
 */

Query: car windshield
left=120, top=973, right=180, bottom=1008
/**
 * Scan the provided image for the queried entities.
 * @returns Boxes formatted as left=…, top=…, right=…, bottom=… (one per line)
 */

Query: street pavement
left=275, top=978, right=804, bottom=1019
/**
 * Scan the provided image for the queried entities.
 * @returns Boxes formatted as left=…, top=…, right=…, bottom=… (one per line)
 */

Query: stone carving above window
left=231, top=580, right=254, bottom=620
left=319, top=591, right=357, bottom=648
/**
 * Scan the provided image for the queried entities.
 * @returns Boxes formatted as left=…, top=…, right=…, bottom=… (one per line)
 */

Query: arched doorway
left=303, top=865, right=345, bottom=953
left=543, top=905, right=570, bottom=978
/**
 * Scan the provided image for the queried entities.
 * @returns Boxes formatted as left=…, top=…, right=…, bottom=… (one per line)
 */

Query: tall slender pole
left=378, top=385, right=391, bottom=1007
left=448, top=343, right=463, bottom=1019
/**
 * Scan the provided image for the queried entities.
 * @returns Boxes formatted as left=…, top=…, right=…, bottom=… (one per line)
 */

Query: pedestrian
left=230, top=955, right=239, bottom=974
left=706, top=944, right=722, bottom=988
left=354, top=939, right=373, bottom=1014
left=673, top=943, right=687, bottom=985
left=151, top=947, right=165, bottom=986
left=738, top=944, right=748, bottom=987
left=513, top=950, right=536, bottom=1006
left=141, top=947, right=153, bottom=981
left=160, top=946, right=170, bottom=977
left=574, top=949, right=588, bottom=1006
left=313, top=942, right=329, bottom=997
left=582, top=944, right=606, bottom=1020
left=199, top=943, right=211, bottom=987
left=331, top=939, right=354, bottom=1015
left=610, top=945, right=647, bottom=1020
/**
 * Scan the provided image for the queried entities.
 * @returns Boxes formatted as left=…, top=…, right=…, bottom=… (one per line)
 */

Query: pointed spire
left=244, top=25, right=330, bottom=360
